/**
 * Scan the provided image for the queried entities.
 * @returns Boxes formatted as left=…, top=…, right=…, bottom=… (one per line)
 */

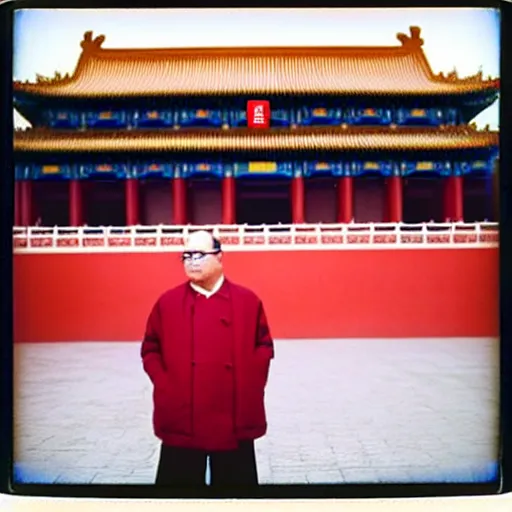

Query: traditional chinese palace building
left=13, top=26, right=499, bottom=227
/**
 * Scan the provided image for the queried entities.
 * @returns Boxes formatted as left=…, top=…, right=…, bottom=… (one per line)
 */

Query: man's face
left=182, top=233, right=222, bottom=284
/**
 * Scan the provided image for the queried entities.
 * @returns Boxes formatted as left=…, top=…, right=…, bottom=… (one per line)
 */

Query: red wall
left=13, top=248, right=499, bottom=343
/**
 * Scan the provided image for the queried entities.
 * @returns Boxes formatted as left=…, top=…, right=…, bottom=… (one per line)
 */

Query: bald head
left=184, top=230, right=216, bottom=253
left=182, top=230, right=223, bottom=290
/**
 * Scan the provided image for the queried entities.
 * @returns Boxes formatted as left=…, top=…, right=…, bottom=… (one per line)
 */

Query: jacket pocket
left=239, top=355, right=269, bottom=429
left=253, top=351, right=271, bottom=388
left=153, top=384, right=191, bottom=437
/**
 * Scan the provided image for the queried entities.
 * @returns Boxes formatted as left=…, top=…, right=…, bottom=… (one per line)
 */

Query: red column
left=291, top=175, right=305, bottom=224
left=69, top=179, right=83, bottom=227
left=222, top=175, right=236, bottom=224
left=386, top=176, right=403, bottom=222
left=20, top=180, right=33, bottom=226
left=14, top=181, right=21, bottom=226
left=125, top=178, right=140, bottom=226
left=173, top=177, right=187, bottom=225
left=452, top=176, right=463, bottom=222
left=337, top=177, right=353, bottom=223
left=444, top=176, right=463, bottom=222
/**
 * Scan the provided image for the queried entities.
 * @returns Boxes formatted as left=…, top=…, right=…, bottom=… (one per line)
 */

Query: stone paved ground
left=13, top=338, right=500, bottom=486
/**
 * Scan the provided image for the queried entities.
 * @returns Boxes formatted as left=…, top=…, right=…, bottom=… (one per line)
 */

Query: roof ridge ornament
left=447, top=67, right=459, bottom=80
left=80, top=31, right=106, bottom=53
left=396, top=26, right=424, bottom=49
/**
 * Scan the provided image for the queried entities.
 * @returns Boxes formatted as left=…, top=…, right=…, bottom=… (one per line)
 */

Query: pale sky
left=13, top=7, right=500, bottom=130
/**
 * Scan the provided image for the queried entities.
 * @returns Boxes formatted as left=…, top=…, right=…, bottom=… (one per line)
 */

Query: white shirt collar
left=190, top=274, right=225, bottom=299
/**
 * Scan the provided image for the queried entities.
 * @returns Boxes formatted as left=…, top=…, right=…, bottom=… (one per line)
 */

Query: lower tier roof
left=14, top=126, right=498, bottom=154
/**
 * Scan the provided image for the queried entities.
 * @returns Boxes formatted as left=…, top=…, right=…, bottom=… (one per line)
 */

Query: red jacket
left=140, top=279, right=274, bottom=449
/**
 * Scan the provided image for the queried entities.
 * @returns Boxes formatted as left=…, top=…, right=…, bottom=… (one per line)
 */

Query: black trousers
left=155, top=441, right=258, bottom=487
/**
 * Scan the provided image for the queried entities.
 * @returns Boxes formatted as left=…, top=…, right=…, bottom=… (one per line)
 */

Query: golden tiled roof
left=13, top=126, right=499, bottom=153
left=13, top=27, right=499, bottom=98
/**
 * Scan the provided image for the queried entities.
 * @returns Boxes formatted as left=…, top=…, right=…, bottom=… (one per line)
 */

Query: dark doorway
left=84, top=180, right=126, bottom=226
left=464, top=176, right=494, bottom=222
left=236, top=180, right=292, bottom=225
left=307, top=178, right=337, bottom=223
left=33, top=181, right=69, bottom=226
left=238, top=196, right=292, bottom=225
left=353, top=177, right=386, bottom=223
left=403, top=177, right=444, bottom=223
left=188, top=179, right=222, bottom=225
left=140, top=179, right=172, bottom=225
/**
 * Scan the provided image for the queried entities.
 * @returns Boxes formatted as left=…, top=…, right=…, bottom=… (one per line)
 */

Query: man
left=141, top=230, right=274, bottom=487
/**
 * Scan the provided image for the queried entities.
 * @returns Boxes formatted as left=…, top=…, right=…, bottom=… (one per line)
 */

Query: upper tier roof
left=13, top=126, right=498, bottom=153
left=13, top=27, right=499, bottom=99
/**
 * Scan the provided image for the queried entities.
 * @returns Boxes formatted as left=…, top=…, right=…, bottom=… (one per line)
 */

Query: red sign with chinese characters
left=247, top=100, right=270, bottom=128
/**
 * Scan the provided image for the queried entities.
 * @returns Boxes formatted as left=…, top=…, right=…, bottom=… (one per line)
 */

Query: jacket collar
left=189, top=275, right=229, bottom=299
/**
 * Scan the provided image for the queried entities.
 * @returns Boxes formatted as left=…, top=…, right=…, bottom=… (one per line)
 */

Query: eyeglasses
left=181, top=250, right=221, bottom=263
